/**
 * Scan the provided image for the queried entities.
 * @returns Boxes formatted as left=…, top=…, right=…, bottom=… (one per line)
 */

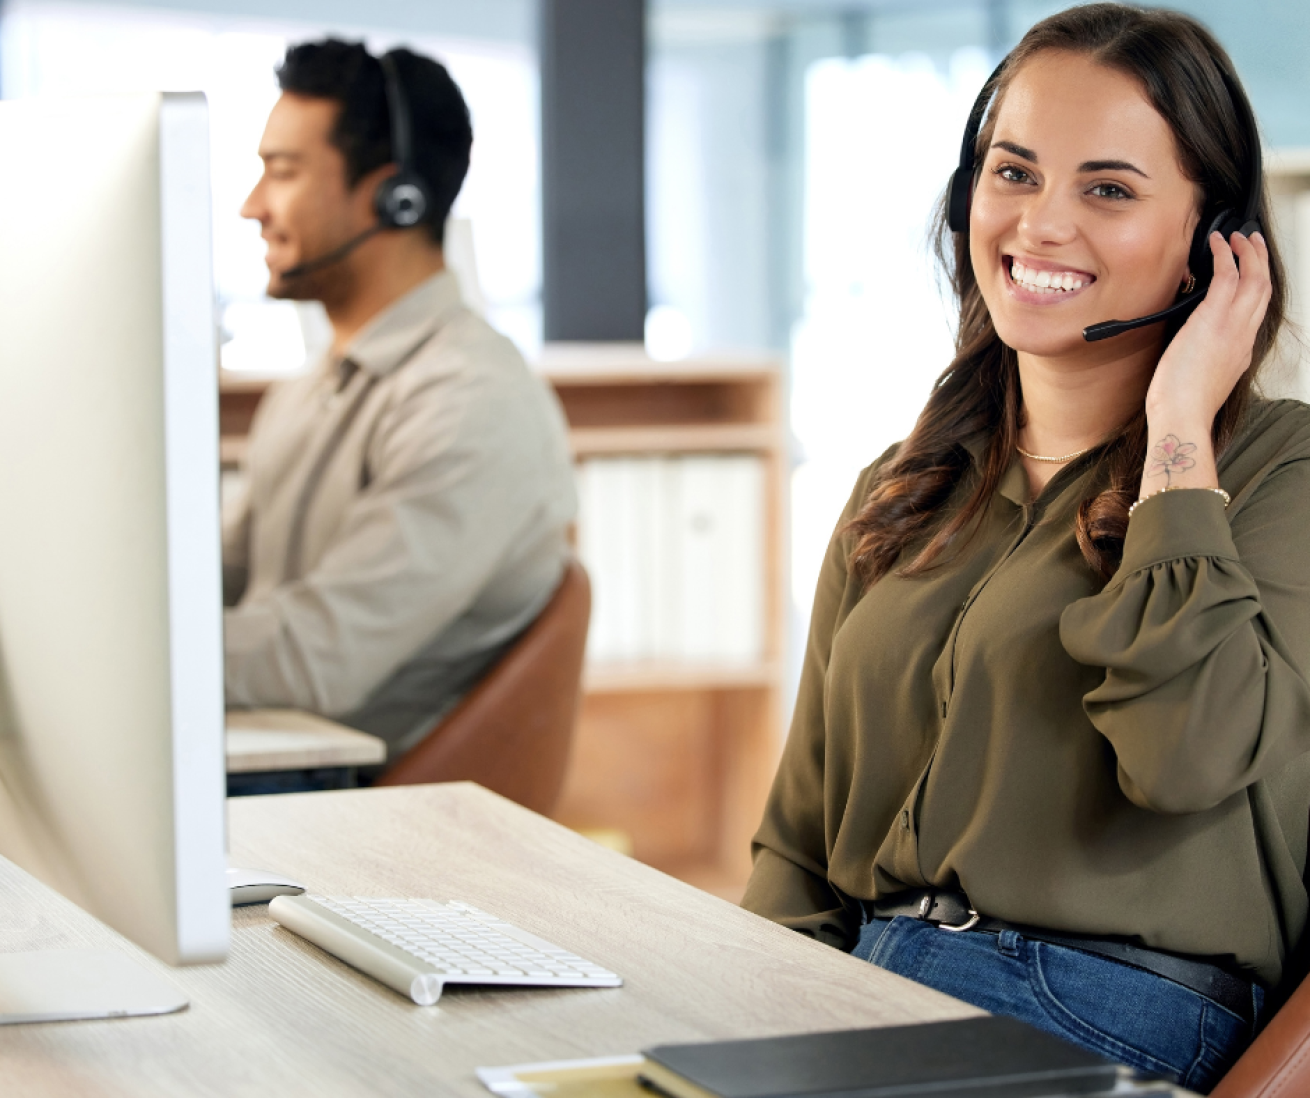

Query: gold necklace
left=1016, top=444, right=1092, bottom=464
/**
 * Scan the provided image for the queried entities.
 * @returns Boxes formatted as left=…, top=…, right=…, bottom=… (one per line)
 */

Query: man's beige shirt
left=223, top=271, right=576, bottom=756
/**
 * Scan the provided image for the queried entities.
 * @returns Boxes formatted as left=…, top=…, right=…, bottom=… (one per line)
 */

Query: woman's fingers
left=1245, top=231, right=1273, bottom=334
left=1208, top=230, right=1239, bottom=299
left=1228, top=230, right=1273, bottom=335
left=1204, top=231, right=1271, bottom=333
left=1230, top=230, right=1269, bottom=285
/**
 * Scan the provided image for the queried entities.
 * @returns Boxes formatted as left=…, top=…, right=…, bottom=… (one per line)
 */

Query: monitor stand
left=0, top=948, right=188, bottom=1024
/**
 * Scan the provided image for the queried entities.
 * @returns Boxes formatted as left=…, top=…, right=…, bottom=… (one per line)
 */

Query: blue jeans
left=226, top=767, right=362, bottom=797
left=854, top=916, right=1263, bottom=1094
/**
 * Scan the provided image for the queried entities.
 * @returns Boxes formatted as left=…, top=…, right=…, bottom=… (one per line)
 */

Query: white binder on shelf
left=578, top=460, right=620, bottom=662
left=649, top=457, right=681, bottom=661
left=717, top=455, right=765, bottom=662
left=577, top=453, right=767, bottom=666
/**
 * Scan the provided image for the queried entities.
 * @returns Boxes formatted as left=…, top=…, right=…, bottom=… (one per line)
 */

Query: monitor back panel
left=0, top=92, right=228, bottom=965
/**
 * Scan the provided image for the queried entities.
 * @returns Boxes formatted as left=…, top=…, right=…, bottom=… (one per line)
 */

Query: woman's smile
left=1004, top=254, right=1097, bottom=305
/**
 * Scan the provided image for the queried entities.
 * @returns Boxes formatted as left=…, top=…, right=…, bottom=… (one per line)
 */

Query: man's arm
left=221, top=474, right=252, bottom=608
left=223, top=357, right=574, bottom=716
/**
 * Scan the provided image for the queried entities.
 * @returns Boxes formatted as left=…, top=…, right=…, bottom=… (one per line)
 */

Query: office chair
left=374, top=558, right=590, bottom=818
left=1211, top=965, right=1310, bottom=1097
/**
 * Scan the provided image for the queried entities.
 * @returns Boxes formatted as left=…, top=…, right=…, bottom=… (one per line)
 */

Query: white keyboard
left=268, top=894, right=622, bottom=1006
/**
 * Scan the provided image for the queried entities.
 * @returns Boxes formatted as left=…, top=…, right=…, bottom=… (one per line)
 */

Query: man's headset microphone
left=947, top=55, right=1263, bottom=342
left=279, top=52, right=433, bottom=283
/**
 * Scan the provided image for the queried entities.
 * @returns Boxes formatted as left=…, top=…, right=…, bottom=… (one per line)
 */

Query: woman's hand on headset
left=1138, top=230, right=1271, bottom=495
left=1146, top=230, right=1272, bottom=429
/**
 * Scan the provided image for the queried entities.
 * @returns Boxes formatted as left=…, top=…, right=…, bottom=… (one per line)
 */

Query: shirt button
left=900, top=809, right=910, bottom=831
left=940, top=700, right=948, bottom=718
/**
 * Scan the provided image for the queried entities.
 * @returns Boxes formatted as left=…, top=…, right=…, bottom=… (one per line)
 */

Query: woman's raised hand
left=1146, top=230, right=1273, bottom=428
left=1137, top=231, right=1272, bottom=496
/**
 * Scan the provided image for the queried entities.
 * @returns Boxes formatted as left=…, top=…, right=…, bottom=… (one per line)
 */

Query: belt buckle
left=938, top=909, right=981, bottom=932
left=917, top=890, right=981, bottom=932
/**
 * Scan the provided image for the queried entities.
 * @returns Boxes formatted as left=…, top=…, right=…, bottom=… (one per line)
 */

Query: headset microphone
left=1080, top=291, right=1202, bottom=342
left=278, top=226, right=380, bottom=282
left=947, top=60, right=1263, bottom=344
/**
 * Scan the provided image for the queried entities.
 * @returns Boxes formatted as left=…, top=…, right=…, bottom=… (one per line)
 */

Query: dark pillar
left=540, top=0, right=647, bottom=341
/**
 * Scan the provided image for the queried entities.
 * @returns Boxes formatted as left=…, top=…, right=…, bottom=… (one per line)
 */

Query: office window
left=0, top=0, right=541, bottom=371
left=646, top=11, right=776, bottom=358
left=790, top=47, right=990, bottom=619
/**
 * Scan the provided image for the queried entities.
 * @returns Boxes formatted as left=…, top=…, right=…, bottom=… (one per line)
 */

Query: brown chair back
left=374, top=559, right=590, bottom=816
left=1212, top=971, right=1310, bottom=1097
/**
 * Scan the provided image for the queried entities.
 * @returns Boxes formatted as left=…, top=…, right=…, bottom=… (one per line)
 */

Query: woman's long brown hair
left=847, top=3, right=1288, bottom=586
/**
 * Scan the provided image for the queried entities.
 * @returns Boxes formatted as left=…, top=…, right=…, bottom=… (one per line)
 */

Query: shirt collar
left=332, top=269, right=466, bottom=380
left=961, top=430, right=1104, bottom=509
left=957, top=432, right=1027, bottom=507
left=998, top=451, right=1029, bottom=507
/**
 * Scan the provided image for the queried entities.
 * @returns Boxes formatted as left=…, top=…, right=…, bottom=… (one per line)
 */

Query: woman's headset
left=946, top=55, right=1263, bottom=342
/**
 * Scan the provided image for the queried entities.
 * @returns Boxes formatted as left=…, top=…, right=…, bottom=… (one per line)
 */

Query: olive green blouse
left=743, top=399, right=1310, bottom=987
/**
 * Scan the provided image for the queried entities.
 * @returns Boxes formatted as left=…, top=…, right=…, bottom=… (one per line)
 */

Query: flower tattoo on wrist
left=1147, top=434, right=1197, bottom=485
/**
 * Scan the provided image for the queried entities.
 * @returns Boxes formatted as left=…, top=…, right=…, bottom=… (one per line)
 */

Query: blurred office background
left=4, top=0, right=1309, bottom=887
left=5, top=0, right=1306, bottom=676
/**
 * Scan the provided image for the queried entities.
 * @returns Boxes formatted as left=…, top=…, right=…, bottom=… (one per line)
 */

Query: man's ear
left=350, top=162, right=399, bottom=221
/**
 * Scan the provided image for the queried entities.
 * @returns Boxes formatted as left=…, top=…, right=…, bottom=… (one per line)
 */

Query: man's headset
left=281, top=51, right=434, bottom=282
left=946, top=56, right=1263, bottom=343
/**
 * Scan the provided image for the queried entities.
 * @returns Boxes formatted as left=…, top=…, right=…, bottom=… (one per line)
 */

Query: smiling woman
left=743, top=4, right=1310, bottom=1093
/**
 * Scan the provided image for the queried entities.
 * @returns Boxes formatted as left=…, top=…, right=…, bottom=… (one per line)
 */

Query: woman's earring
left=1182, top=272, right=1197, bottom=295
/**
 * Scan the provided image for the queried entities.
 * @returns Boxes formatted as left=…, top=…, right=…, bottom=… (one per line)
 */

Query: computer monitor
left=0, top=91, right=229, bottom=1021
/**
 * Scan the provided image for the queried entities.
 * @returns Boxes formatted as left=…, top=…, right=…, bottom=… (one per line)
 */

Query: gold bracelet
left=1128, top=485, right=1231, bottom=518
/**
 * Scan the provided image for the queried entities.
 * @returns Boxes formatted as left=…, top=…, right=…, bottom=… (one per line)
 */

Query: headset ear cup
left=374, top=172, right=431, bottom=229
left=947, top=168, right=973, bottom=233
left=1188, top=209, right=1235, bottom=288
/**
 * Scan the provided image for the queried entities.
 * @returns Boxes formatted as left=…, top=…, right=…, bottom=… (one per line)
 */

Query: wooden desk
left=0, top=784, right=977, bottom=1096
left=225, top=708, right=386, bottom=774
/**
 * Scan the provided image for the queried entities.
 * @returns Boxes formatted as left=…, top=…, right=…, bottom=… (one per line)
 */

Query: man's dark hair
left=276, top=39, right=472, bottom=245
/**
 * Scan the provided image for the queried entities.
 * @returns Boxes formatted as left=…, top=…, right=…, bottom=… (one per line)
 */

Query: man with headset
left=223, top=39, right=576, bottom=772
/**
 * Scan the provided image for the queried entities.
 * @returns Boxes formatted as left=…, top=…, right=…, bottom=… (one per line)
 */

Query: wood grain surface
left=0, top=783, right=979, bottom=1097
left=225, top=708, right=386, bottom=773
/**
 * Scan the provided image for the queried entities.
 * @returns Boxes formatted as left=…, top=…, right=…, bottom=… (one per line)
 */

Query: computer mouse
left=227, top=866, right=306, bottom=907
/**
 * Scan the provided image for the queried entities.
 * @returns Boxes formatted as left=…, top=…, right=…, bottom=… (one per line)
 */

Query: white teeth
left=1009, top=260, right=1088, bottom=294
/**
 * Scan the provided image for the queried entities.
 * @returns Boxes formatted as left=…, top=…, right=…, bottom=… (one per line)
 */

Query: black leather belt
left=865, top=889, right=1257, bottom=1023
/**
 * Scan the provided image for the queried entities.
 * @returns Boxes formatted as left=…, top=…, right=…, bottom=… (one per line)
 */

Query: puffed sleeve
left=742, top=465, right=881, bottom=949
left=1060, top=460, right=1310, bottom=814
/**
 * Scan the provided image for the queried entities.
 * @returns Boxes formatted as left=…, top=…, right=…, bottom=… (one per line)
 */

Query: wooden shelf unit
left=541, top=344, right=787, bottom=901
left=218, top=343, right=789, bottom=900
